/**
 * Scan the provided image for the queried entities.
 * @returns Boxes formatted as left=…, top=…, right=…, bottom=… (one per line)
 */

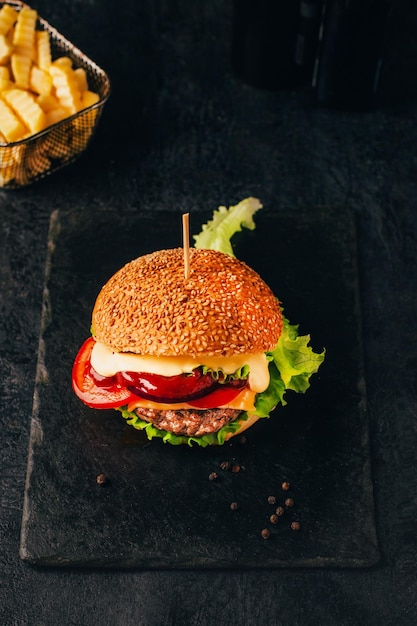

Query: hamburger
left=72, top=199, right=325, bottom=446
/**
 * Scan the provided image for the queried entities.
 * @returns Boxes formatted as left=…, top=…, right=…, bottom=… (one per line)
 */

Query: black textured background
left=1, top=0, right=416, bottom=624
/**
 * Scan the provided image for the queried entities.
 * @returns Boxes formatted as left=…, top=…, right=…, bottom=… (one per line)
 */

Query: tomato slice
left=117, top=369, right=219, bottom=403
left=72, top=337, right=136, bottom=409
left=188, top=383, right=246, bottom=408
left=72, top=337, right=249, bottom=410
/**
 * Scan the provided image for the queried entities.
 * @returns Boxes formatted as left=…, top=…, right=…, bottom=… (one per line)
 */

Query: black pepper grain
left=275, top=506, right=285, bottom=516
left=261, top=528, right=270, bottom=539
left=267, top=495, right=277, bottom=505
left=269, top=514, right=279, bottom=524
left=281, top=481, right=291, bottom=491
left=231, top=464, right=241, bottom=473
left=220, top=461, right=231, bottom=471
left=291, top=521, right=301, bottom=531
left=285, top=497, right=294, bottom=508
left=208, top=472, right=218, bottom=481
left=96, top=473, right=108, bottom=485
left=230, top=501, right=239, bottom=510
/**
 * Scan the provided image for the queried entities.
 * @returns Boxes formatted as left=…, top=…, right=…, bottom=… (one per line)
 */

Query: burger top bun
left=92, top=248, right=283, bottom=357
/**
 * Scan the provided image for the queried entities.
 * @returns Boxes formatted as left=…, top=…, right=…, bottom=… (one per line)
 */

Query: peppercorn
left=208, top=472, right=218, bottom=481
left=281, top=481, right=291, bottom=491
left=267, top=495, right=277, bottom=505
left=96, top=473, right=108, bottom=485
left=275, top=506, right=285, bottom=516
left=261, top=528, right=270, bottom=539
left=231, top=464, right=241, bottom=473
left=269, top=514, right=279, bottom=524
left=291, top=521, right=301, bottom=531
left=284, top=497, right=294, bottom=508
left=220, top=461, right=231, bottom=471
left=230, top=501, right=239, bottom=510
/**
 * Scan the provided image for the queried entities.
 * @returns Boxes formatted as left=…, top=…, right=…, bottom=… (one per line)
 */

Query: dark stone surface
left=1, top=0, right=417, bottom=624
left=20, top=207, right=378, bottom=569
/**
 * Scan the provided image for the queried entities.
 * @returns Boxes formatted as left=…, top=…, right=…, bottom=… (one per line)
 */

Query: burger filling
left=133, top=407, right=242, bottom=438
left=72, top=315, right=326, bottom=447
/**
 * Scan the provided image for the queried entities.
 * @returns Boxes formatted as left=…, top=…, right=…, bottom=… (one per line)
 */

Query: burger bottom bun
left=224, top=413, right=261, bottom=441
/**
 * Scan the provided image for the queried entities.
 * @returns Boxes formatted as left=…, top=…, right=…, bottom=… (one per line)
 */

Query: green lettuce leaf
left=118, top=406, right=249, bottom=448
left=193, top=196, right=263, bottom=257
left=254, top=316, right=325, bottom=418
left=118, top=317, right=325, bottom=448
left=200, top=363, right=250, bottom=382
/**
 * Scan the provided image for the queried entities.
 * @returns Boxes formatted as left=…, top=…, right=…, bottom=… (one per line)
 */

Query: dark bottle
left=231, top=0, right=302, bottom=89
left=293, top=0, right=325, bottom=86
left=313, top=0, right=389, bottom=110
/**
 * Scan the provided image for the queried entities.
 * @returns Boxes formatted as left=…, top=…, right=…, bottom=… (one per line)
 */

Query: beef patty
left=135, top=407, right=242, bottom=437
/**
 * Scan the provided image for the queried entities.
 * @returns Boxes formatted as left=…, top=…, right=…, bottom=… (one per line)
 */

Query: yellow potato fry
left=81, top=89, right=100, bottom=109
left=13, top=7, right=37, bottom=57
left=36, top=92, right=60, bottom=113
left=10, top=143, right=26, bottom=163
left=0, top=143, right=24, bottom=171
left=73, top=67, right=88, bottom=93
left=26, top=149, right=51, bottom=177
left=0, top=77, right=13, bottom=92
left=0, top=5, right=18, bottom=36
left=36, top=30, right=51, bottom=70
left=46, top=106, right=70, bottom=126
left=42, top=132, right=70, bottom=159
left=0, top=165, right=16, bottom=186
left=3, top=88, right=47, bottom=135
left=0, top=97, right=28, bottom=142
left=52, top=56, right=73, bottom=69
left=11, top=53, right=32, bottom=89
left=0, top=33, right=12, bottom=64
left=49, top=64, right=82, bottom=114
left=30, top=65, right=52, bottom=96
left=0, top=66, right=10, bottom=80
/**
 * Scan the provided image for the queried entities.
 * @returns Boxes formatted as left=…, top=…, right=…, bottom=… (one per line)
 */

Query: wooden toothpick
left=182, top=212, right=190, bottom=279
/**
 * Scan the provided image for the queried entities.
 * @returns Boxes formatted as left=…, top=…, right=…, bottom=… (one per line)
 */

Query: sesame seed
left=92, top=248, right=283, bottom=357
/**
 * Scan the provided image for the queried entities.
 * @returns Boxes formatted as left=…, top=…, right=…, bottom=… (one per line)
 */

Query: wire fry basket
left=0, top=1, right=111, bottom=188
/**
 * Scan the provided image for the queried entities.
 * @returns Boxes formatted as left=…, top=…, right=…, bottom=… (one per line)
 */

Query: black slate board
left=20, top=206, right=379, bottom=569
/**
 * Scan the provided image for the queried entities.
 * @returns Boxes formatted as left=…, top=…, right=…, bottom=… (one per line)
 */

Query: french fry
left=30, top=64, right=53, bottom=96
left=26, top=148, right=50, bottom=177
left=73, top=67, right=88, bottom=93
left=0, top=77, right=13, bottom=92
left=52, top=56, right=73, bottom=69
left=41, top=131, right=71, bottom=159
left=36, top=30, right=51, bottom=70
left=0, top=165, right=16, bottom=185
left=13, top=6, right=37, bottom=58
left=3, top=88, right=47, bottom=135
left=0, top=97, right=28, bottom=142
left=11, top=52, right=31, bottom=89
left=49, top=63, right=82, bottom=114
left=0, top=65, right=12, bottom=92
left=0, top=4, right=18, bottom=36
left=0, top=33, right=12, bottom=64
left=36, top=92, right=60, bottom=113
left=0, top=3, right=103, bottom=187
left=45, top=106, right=70, bottom=126
left=81, top=89, right=100, bottom=108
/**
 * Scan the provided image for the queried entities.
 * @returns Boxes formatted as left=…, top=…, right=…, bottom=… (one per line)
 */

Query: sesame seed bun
left=92, top=247, right=283, bottom=357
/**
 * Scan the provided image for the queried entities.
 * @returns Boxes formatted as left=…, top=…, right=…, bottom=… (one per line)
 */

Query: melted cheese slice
left=91, top=341, right=270, bottom=393
left=126, top=388, right=257, bottom=414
